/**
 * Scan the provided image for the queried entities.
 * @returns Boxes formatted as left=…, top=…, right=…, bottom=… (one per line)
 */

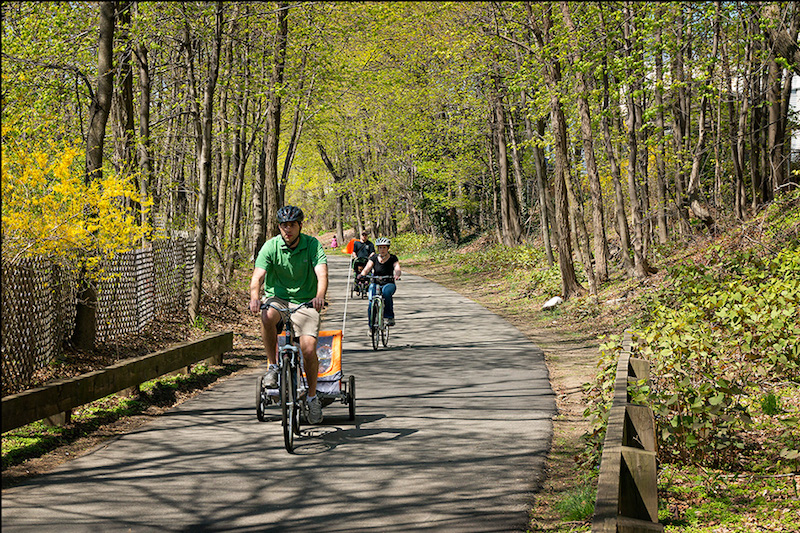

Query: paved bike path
left=2, top=254, right=555, bottom=532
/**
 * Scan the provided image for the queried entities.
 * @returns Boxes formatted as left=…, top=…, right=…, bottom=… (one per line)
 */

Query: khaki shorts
left=264, top=297, right=320, bottom=338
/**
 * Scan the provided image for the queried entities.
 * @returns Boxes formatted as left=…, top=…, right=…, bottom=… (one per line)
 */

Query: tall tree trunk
left=551, top=101, right=584, bottom=298
left=561, top=1, right=609, bottom=282
left=685, top=2, right=719, bottom=231
left=771, top=3, right=799, bottom=194
left=279, top=51, right=313, bottom=206
left=750, top=62, right=764, bottom=208
left=486, top=132, right=504, bottom=244
left=528, top=3, right=583, bottom=299
left=187, top=1, right=223, bottom=323
left=721, top=16, right=746, bottom=220
left=74, top=0, right=116, bottom=350
left=251, top=143, right=267, bottom=261
left=766, top=46, right=782, bottom=199
left=113, top=1, right=135, bottom=179
left=530, top=115, right=554, bottom=265
left=262, top=1, right=289, bottom=244
left=317, top=142, right=346, bottom=245
left=211, top=9, right=239, bottom=285
left=596, top=8, right=635, bottom=276
left=653, top=8, right=669, bottom=243
left=516, top=33, right=554, bottom=262
left=670, top=5, right=692, bottom=235
left=506, top=110, right=527, bottom=228
left=492, top=88, right=523, bottom=246
left=779, top=67, right=796, bottom=190
left=623, top=2, right=653, bottom=277
left=738, top=11, right=757, bottom=216
left=226, top=65, right=259, bottom=280
left=132, top=4, right=153, bottom=243
left=760, top=67, right=771, bottom=203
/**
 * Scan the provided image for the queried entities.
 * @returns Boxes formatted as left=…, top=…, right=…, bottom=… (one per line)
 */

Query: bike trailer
left=311, top=330, right=344, bottom=395
left=276, top=329, right=343, bottom=395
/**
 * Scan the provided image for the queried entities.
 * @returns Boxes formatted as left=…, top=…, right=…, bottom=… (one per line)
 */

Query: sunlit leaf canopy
left=2, top=1, right=797, bottom=265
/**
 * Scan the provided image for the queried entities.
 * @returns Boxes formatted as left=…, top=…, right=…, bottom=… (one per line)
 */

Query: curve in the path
left=2, top=253, right=555, bottom=533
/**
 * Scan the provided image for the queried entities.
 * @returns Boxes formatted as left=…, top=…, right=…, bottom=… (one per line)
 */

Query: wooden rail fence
left=2, top=331, right=233, bottom=433
left=592, top=331, right=663, bottom=533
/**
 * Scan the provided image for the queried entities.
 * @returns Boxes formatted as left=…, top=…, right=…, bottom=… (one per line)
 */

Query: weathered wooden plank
left=620, top=447, right=659, bottom=522
left=624, top=404, right=656, bottom=452
left=2, top=331, right=232, bottom=433
left=628, top=357, right=650, bottom=381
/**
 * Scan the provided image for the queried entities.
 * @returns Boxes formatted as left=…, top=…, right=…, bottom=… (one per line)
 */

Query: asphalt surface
left=2, top=253, right=555, bottom=532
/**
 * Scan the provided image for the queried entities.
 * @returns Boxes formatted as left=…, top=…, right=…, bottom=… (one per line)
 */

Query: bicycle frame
left=364, top=275, right=394, bottom=350
left=264, top=301, right=311, bottom=452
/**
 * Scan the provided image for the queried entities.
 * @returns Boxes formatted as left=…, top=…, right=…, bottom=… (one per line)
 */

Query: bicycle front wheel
left=381, top=321, right=390, bottom=347
left=281, top=360, right=298, bottom=453
left=371, top=298, right=382, bottom=351
left=256, top=375, right=267, bottom=422
left=371, top=325, right=379, bottom=351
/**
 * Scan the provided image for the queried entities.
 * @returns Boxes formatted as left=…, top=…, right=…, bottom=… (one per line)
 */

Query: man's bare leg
left=259, top=308, right=281, bottom=366
left=299, top=335, right=318, bottom=397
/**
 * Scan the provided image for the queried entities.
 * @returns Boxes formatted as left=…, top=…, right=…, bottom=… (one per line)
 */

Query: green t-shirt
left=255, top=233, right=328, bottom=304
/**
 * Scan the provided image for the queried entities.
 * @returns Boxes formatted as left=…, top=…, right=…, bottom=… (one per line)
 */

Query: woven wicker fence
left=2, top=237, right=195, bottom=395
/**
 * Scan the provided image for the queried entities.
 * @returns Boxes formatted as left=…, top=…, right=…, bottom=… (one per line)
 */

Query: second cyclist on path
left=358, top=237, right=401, bottom=327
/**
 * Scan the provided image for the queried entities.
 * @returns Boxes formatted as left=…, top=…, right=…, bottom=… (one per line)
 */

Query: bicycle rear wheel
left=281, top=359, right=298, bottom=453
left=347, top=374, right=356, bottom=421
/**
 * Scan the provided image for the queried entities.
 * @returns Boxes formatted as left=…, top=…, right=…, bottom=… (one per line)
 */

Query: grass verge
left=2, top=362, right=244, bottom=473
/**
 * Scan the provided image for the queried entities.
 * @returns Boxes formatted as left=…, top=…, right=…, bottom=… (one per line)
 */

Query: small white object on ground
left=542, top=296, right=563, bottom=310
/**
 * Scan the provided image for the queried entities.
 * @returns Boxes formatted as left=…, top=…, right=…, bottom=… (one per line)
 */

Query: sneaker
left=386, top=317, right=395, bottom=326
left=307, top=395, right=323, bottom=424
left=264, top=366, right=278, bottom=389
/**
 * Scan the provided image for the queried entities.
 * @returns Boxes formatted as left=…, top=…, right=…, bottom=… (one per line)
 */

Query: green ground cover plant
left=582, top=191, right=800, bottom=531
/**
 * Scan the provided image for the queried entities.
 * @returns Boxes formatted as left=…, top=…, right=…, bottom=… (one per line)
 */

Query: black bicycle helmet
left=276, top=205, right=304, bottom=223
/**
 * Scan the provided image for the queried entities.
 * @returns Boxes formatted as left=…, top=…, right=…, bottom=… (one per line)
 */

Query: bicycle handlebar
left=359, top=274, right=397, bottom=281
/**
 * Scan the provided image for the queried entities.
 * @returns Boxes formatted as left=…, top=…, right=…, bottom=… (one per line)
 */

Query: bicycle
left=255, top=300, right=312, bottom=453
left=351, top=259, right=369, bottom=299
left=362, top=274, right=396, bottom=351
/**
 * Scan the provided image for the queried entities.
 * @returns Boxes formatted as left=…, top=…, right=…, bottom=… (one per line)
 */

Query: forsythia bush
left=1, top=123, right=152, bottom=271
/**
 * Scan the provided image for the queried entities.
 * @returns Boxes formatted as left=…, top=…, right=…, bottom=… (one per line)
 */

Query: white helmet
left=375, top=237, right=391, bottom=246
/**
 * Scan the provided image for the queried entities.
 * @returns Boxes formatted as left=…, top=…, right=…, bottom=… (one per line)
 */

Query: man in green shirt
left=249, top=205, right=328, bottom=424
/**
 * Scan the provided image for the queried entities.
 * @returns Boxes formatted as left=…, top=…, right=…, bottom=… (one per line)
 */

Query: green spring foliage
left=583, top=192, right=800, bottom=471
